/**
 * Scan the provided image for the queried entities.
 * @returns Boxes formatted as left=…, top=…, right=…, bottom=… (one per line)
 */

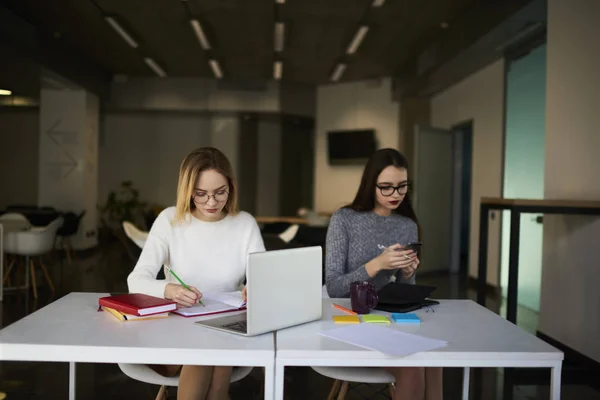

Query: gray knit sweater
left=325, top=208, right=418, bottom=298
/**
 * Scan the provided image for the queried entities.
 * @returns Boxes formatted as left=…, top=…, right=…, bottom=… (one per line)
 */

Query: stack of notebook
left=98, top=293, right=177, bottom=322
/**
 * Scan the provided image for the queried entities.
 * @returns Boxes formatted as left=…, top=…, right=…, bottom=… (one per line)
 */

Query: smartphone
left=403, top=242, right=422, bottom=252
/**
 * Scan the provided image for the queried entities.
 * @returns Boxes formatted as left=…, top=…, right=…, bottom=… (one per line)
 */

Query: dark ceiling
left=3, top=0, right=484, bottom=85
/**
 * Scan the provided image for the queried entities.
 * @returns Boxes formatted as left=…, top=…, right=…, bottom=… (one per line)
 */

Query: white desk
left=0, top=292, right=276, bottom=400
left=275, top=299, right=563, bottom=400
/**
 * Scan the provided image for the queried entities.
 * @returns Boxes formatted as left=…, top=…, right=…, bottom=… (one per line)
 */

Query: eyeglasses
left=376, top=183, right=410, bottom=197
left=192, top=190, right=229, bottom=204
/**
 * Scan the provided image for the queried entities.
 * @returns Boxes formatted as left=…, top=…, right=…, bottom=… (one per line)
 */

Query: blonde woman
left=128, top=147, right=265, bottom=400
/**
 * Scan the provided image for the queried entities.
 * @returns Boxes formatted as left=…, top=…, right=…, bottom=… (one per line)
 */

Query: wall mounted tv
left=327, top=129, right=377, bottom=165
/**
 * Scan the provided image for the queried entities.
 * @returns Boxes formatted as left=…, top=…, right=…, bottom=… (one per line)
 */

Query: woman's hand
left=242, top=286, right=247, bottom=302
left=365, top=244, right=417, bottom=277
left=401, top=255, right=420, bottom=279
left=164, top=283, right=202, bottom=307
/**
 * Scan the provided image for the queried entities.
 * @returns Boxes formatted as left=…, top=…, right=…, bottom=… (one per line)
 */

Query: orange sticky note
left=333, top=315, right=361, bottom=324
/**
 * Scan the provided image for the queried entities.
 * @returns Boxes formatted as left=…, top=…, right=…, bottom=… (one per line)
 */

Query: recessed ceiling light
left=0, top=89, right=12, bottom=96
left=274, top=61, right=282, bottom=80
left=105, top=16, right=139, bottom=48
left=331, top=63, right=347, bottom=82
left=372, top=0, right=385, bottom=7
left=144, top=58, right=167, bottom=77
left=190, top=20, right=211, bottom=50
left=440, top=22, right=449, bottom=29
left=276, top=0, right=285, bottom=3
left=274, top=22, right=285, bottom=52
left=209, top=59, right=223, bottom=79
left=347, top=26, right=369, bottom=55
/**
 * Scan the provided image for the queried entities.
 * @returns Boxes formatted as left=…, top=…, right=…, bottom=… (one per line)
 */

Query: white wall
left=0, top=109, right=39, bottom=210
left=314, top=78, right=400, bottom=212
left=539, top=0, right=600, bottom=363
left=99, top=113, right=213, bottom=210
left=430, top=59, right=505, bottom=285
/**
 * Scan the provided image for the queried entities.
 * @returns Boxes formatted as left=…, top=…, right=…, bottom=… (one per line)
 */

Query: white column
left=39, top=89, right=99, bottom=249
left=539, top=0, right=600, bottom=363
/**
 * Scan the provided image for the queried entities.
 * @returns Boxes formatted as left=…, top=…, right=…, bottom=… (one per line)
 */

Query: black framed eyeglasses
left=376, top=183, right=410, bottom=197
left=192, top=191, right=229, bottom=204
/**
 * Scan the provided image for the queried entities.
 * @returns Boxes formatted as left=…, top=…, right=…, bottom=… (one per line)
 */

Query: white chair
left=278, top=224, right=299, bottom=243
left=3, top=217, right=63, bottom=299
left=122, top=221, right=149, bottom=248
left=119, top=363, right=254, bottom=400
left=0, top=212, right=30, bottom=225
left=1, top=213, right=31, bottom=287
left=120, top=222, right=253, bottom=399
left=314, top=285, right=395, bottom=400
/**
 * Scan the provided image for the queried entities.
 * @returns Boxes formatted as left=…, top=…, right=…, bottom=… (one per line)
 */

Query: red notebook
left=98, top=294, right=177, bottom=316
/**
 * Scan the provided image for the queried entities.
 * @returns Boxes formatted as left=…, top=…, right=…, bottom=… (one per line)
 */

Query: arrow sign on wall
left=44, top=119, right=78, bottom=180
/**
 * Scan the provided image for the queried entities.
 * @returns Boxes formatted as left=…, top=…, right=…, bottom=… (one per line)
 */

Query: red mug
left=350, top=281, right=378, bottom=314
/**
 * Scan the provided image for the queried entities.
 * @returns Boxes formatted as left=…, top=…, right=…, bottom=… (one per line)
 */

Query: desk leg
left=477, top=204, right=490, bottom=305
left=69, top=362, right=76, bottom=400
left=462, top=367, right=470, bottom=400
left=506, top=210, right=521, bottom=324
left=550, top=364, right=562, bottom=400
left=274, top=363, right=285, bottom=400
left=264, top=363, right=275, bottom=400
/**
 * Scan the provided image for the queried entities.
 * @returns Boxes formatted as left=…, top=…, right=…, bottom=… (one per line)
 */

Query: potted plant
left=98, top=180, right=147, bottom=239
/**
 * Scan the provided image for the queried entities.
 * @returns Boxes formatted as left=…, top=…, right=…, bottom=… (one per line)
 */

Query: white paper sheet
left=320, top=323, right=447, bottom=357
left=172, top=292, right=245, bottom=317
left=202, top=291, right=246, bottom=308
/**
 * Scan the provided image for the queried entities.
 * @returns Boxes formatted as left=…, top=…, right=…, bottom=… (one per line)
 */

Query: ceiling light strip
left=190, top=20, right=211, bottom=50
left=274, top=22, right=285, bottom=52
left=105, top=16, right=139, bottom=48
left=274, top=61, right=282, bottom=80
left=0, top=89, right=12, bottom=96
left=144, top=58, right=167, bottom=77
left=347, top=26, right=369, bottom=55
left=331, top=63, right=346, bottom=82
left=209, top=59, right=223, bottom=79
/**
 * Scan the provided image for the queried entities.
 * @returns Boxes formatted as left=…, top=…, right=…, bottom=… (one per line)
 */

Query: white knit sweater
left=127, top=207, right=265, bottom=299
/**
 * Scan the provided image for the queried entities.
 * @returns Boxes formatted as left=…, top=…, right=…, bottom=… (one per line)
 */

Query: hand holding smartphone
left=403, top=242, right=422, bottom=252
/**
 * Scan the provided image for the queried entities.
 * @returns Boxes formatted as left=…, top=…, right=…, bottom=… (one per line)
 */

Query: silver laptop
left=195, top=246, right=323, bottom=336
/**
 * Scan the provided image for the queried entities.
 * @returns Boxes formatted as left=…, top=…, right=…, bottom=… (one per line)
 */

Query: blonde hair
left=173, top=147, right=239, bottom=223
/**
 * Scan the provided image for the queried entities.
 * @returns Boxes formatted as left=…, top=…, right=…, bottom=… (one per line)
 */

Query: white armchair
left=122, top=221, right=149, bottom=249
left=3, top=217, right=63, bottom=299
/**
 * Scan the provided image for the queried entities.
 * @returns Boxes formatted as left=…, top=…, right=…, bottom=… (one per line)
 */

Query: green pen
left=165, top=266, right=204, bottom=306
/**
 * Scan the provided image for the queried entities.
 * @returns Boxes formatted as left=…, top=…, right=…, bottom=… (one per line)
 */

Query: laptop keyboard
left=220, top=320, right=247, bottom=333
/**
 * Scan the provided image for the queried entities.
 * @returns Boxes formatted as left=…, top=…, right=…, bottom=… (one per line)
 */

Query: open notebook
left=173, top=291, right=246, bottom=317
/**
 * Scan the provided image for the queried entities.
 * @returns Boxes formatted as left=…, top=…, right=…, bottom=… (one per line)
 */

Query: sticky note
left=361, top=315, right=390, bottom=324
left=333, top=315, right=361, bottom=324
left=392, top=313, right=421, bottom=324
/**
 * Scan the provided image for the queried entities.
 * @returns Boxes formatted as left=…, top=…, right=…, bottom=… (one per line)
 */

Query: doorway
left=413, top=124, right=472, bottom=275
left=452, top=121, right=473, bottom=277
left=279, top=116, right=315, bottom=216
left=501, top=43, right=547, bottom=312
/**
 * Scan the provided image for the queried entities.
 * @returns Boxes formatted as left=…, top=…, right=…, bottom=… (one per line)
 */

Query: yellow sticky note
left=361, top=315, right=391, bottom=324
left=333, top=315, right=361, bottom=324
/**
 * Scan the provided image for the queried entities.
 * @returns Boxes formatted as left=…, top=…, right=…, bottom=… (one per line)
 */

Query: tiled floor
left=1, top=240, right=599, bottom=399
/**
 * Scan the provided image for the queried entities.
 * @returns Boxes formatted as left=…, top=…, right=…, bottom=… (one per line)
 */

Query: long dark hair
left=346, top=148, right=420, bottom=234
